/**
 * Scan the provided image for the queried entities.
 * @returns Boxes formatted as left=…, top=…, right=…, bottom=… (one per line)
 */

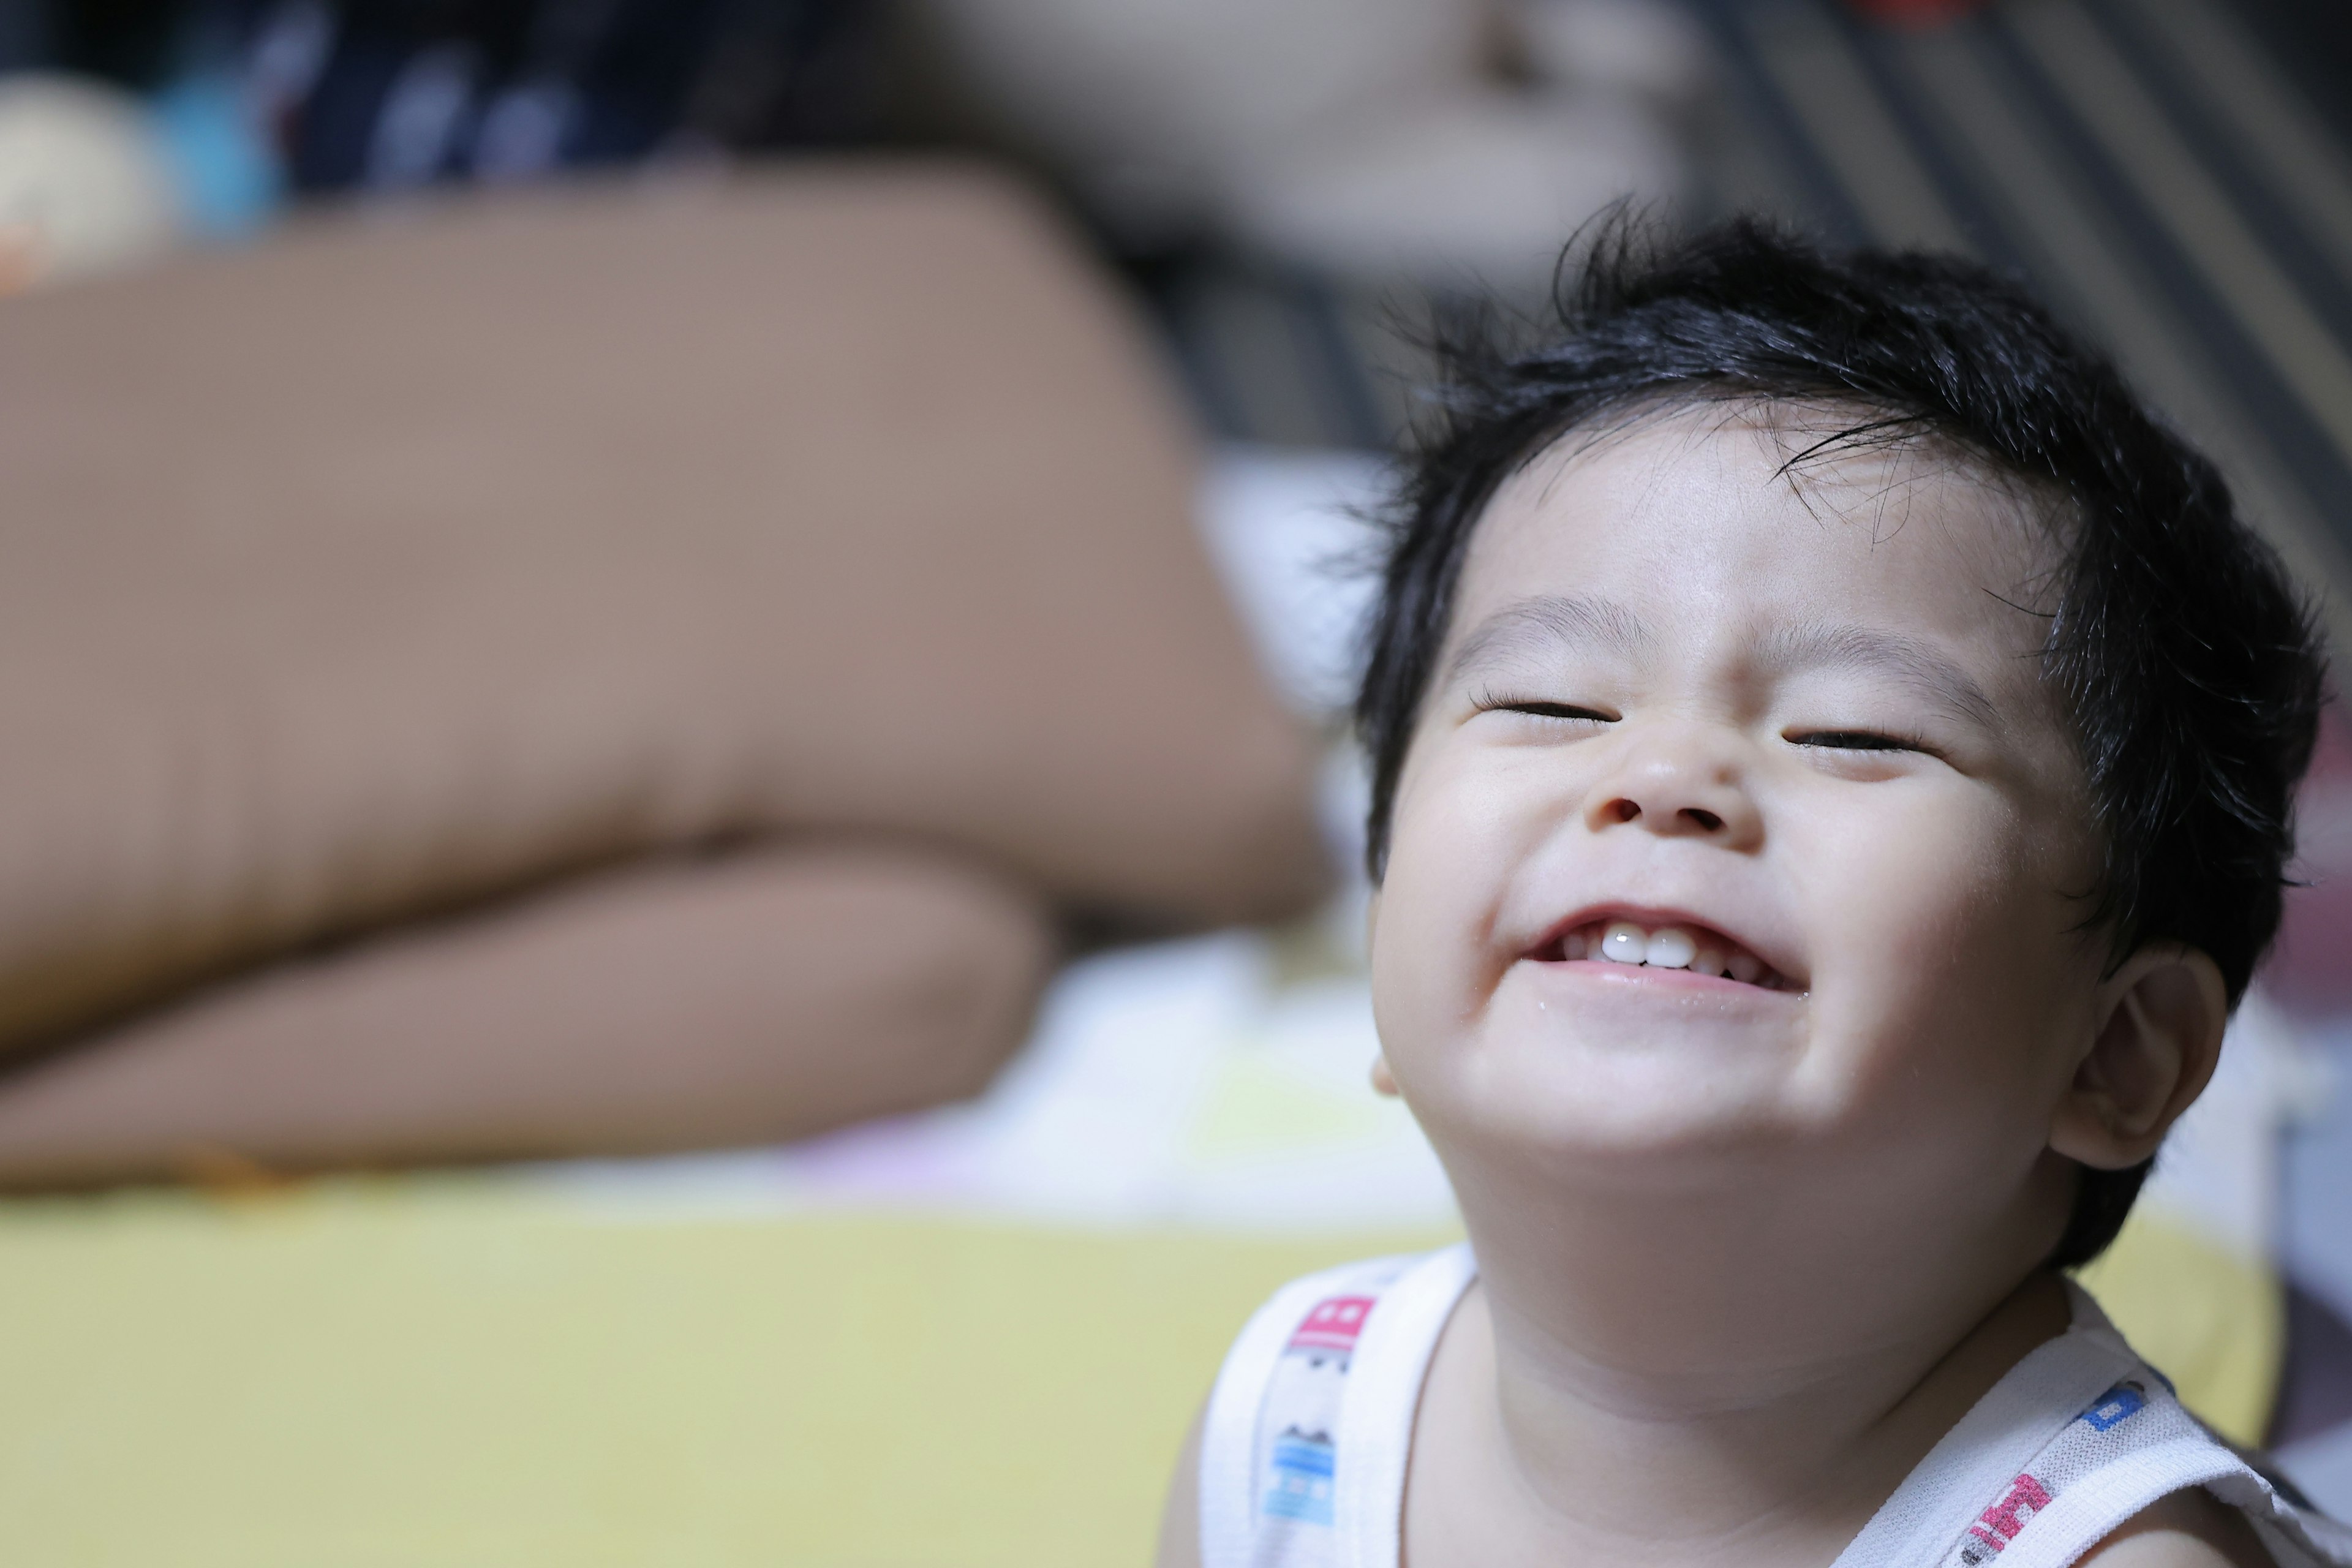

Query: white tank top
left=1199, top=1245, right=2352, bottom=1568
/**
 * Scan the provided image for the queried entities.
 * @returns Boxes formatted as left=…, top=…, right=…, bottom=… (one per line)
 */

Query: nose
left=1584, top=726, right=1763, bottom=849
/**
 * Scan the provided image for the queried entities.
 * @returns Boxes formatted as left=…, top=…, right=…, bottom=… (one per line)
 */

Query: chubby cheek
left=1787, top=792, right=2092, bottom=1161
left=1370, top=752, right=1532, bottom=1090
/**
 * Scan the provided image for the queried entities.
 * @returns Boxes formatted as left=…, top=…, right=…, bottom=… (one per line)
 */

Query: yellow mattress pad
left=0, top=1174, right=2272, bottom=1567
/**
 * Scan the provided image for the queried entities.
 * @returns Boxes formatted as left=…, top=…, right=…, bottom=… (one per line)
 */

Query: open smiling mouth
left=1525, top=918, right=1798, bottom=992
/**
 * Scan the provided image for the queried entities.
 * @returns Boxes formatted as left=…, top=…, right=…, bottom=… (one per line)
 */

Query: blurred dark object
left=1841, top=0, right=1983, bottom=28
left=254, top=0, right=879, bottom=190
left=256, top=0, right=878, bottom=192
left=43, top=0, right=179, bottom=83
left=2269, top=704, right=2352, bottom=1020
left=2233, top=0, right=2352, bottom=153
left=2274, top=1278, right=2352, bottom=1450
left=12, top=0, right=883, bottom=191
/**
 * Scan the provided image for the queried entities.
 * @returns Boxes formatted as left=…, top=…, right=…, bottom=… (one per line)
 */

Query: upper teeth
left=1602, top=921, right=1650, bottom=963
left=1595, top=919, right=1762, bottom=983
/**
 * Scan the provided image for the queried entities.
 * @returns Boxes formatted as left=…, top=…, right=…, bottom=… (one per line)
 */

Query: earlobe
left=1364, top=895, right=1394, bottom=1099
left=2049, top=945, right=2229, bottom=1170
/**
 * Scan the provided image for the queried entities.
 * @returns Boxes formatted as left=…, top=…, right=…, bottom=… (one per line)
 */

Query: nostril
left=1610, top=799, right=1641, bottom=823
left=1683, top=807, right=1724, bottom=832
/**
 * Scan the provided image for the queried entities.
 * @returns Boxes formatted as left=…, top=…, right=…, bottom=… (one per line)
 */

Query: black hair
left=1355, top=219, right=2327, bottom=1269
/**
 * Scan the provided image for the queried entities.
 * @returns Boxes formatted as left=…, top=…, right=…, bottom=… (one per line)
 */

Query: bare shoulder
left=2078, top=1486, right=2275, bottom=1568
left=1153, top=1398, right=1207, bottom=1568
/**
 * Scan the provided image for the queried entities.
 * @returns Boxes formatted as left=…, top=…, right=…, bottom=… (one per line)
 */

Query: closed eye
left=1787, top=729, right=1929, bottom=754
left=1497, top=701, right=1615, bottom=722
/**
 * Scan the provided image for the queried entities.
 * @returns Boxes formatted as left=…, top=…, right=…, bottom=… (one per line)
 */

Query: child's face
left=1370, top=405, right=2105, bottom=1214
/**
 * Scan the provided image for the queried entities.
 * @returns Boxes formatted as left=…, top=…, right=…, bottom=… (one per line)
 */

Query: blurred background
left=0, top=0, right=2345, bottom=1562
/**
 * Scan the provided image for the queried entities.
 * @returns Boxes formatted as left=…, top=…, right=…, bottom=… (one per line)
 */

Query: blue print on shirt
left=2080, top=1384, right=2147, bottom=1432
left=1264, top=1432, right=1336, bottom=1526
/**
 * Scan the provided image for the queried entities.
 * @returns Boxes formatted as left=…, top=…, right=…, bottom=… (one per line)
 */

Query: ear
left=1370, top=1055, right=1401, bottom=1097
left=2049, top=943, right=2229, bottom=1170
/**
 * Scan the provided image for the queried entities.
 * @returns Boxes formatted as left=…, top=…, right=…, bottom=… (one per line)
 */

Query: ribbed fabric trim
left=1332, top=1245, right=1477, bottom=1568
left=1994, top=1440, right=2245, bottom=1568
left=1994, top=1439, right=2352, bottom=1568
left=1200, top=1262, right=1379, bottom=1566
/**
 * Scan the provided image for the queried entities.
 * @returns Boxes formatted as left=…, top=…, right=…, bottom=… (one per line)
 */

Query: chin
left=1412, top=1035, right=1804, bottom=1175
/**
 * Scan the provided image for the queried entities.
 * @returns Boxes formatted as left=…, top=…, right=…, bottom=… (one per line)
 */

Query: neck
left=1428, top=1152, right=2075, bottom=1561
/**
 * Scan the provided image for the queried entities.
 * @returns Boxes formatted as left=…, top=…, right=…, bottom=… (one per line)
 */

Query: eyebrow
left=1443, top=595, right=1653, bottom=685
left=1753, top=620, right=2003, bottom=730
left=1443, top=595, right=2003, bottom=730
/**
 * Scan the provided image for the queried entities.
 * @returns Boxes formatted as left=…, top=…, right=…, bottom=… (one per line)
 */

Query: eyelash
left=1479, top=698, right=1934, bottom=759
left=1787, top=728, right=1934, bottom=756
left=1473, top=687, right=1943, bottom=764
left=1472, top=690, right=1617, bottom=724
left=1493, top=700, right=1613, bottom=722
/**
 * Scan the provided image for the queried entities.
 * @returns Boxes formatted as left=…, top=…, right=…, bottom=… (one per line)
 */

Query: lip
left=1526, top=957, right=1794, bottom=1000
left=1519, top=902, right=1806, bottom=992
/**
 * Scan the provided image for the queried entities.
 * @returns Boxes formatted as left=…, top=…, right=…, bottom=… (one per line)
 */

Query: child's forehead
left=1497, top=398, right=2051, bottom=533
left=1464, top=399, right=2066, bottom=647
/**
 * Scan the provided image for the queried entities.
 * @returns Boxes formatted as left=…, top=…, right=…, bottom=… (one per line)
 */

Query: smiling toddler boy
left=1158, top=224, right=2343, bottom=1568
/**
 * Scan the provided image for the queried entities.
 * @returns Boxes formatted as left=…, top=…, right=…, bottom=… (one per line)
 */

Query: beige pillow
left=0, top=845, right=1054, bottom=1184
left=0, top=164, right=1327, bottom=1055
